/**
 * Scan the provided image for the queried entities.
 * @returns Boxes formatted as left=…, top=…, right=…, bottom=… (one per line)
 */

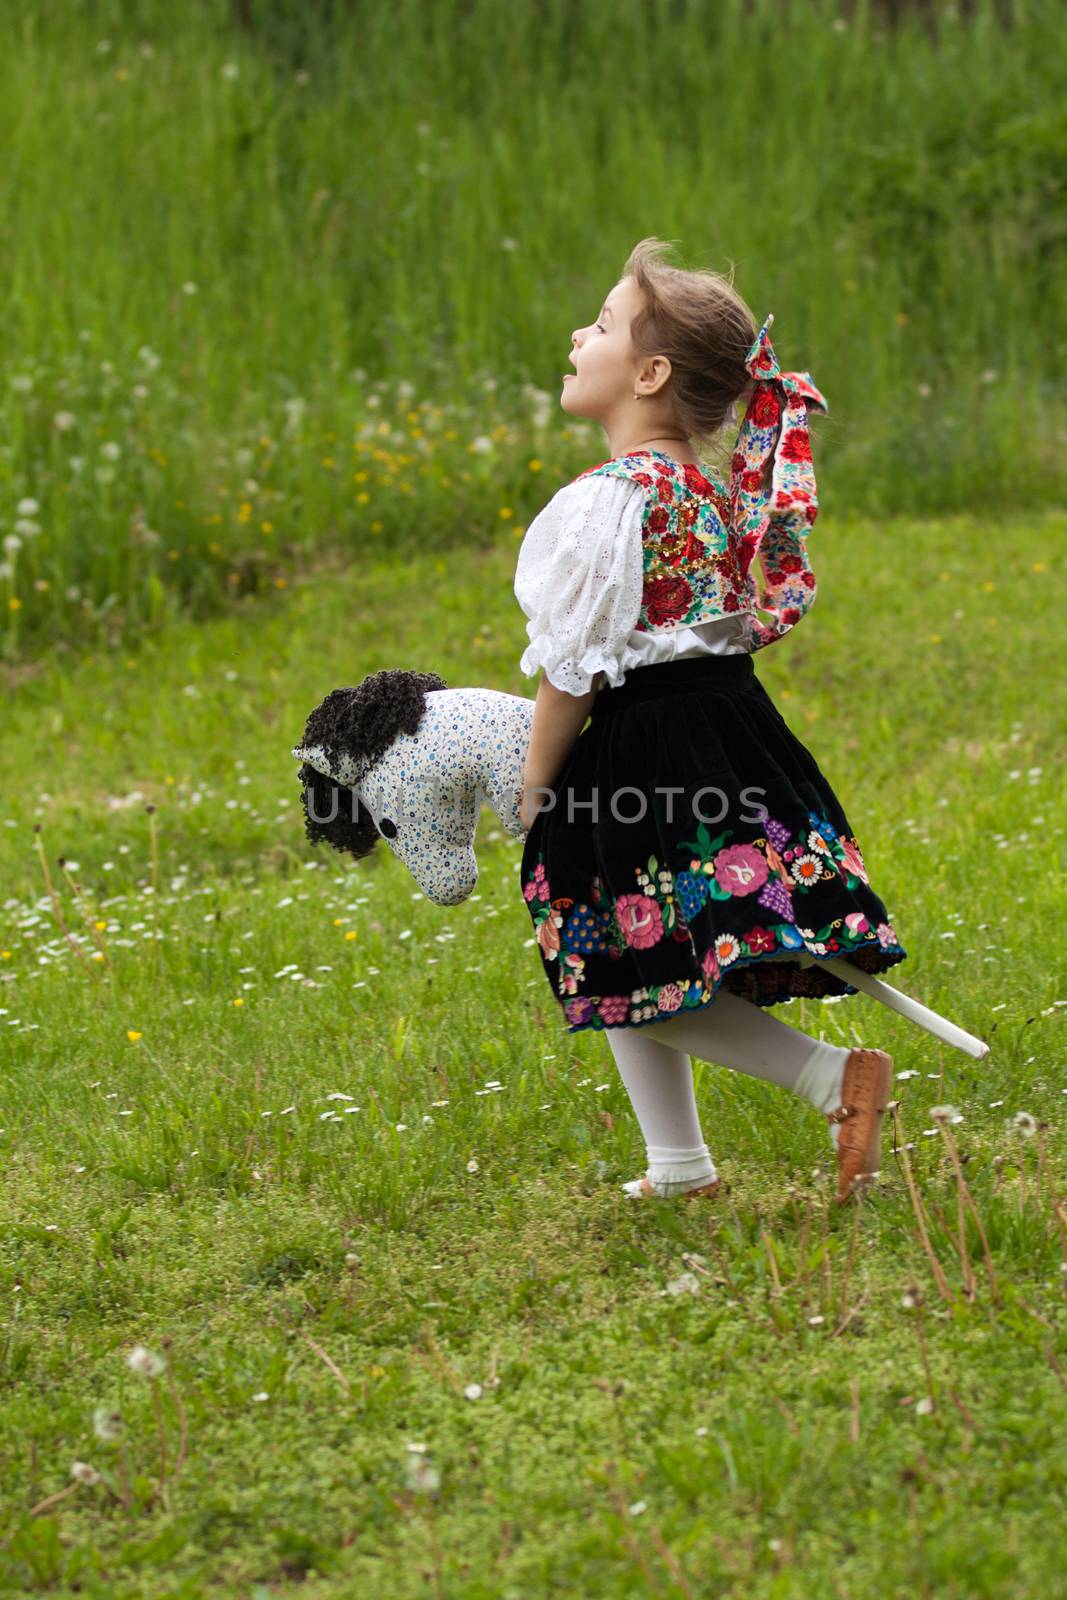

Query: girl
left=514, top=238, right=908, bottom=1207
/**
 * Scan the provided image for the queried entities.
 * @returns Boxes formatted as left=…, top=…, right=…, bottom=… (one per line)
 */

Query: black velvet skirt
left=519, top=653, right=908, bottom=1035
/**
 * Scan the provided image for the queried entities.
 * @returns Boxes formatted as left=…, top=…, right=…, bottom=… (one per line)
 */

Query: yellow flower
left=929, top=633, right=942, bottom=644
left=981, top=581, right=995, bottom=592
left=345, top=930, right=357, bottom=941
left=321, top=457, right=335, bottom=469
left=237, top=501, right=252, bottom=522
left=1, top=951, right=11, bottom=960
left=273, top=577, right=287, bottom=588
left=895, top=312, right=909, bottom=325
left=939, top=571, right=951, bottom=582
left=528, top=459, right=543, bottom=472
left=356, top=492, right=370, bottom=505
left=260, top=520, right=273, bottom=533
left=95, top=920, right=107, bottom=931
left=165, top=775, right=175, bottom=784
left=369, top=1363, right=386, bottom=1378
left=1031, top=561, right=1046, bottom=572
left=232, top=997, right=244, bottom=1007
left=9, top=598, right=21, bottom=611
left=127, top=1030, right=142, bottom=1041
left=499, top=507, right=513, bottom=519
left=333, top=917, right=345, bottom=926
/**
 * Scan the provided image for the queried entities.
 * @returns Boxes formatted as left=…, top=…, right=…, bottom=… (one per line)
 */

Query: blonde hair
left=621, top=237, right=762, bottom=471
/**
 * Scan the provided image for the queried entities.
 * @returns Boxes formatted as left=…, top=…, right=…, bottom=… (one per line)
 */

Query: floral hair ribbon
left=729, top=313, right=829, bottom=650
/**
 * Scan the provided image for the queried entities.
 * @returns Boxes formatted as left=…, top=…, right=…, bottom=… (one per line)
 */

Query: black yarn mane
left=294, top=668, right=448, bottom=860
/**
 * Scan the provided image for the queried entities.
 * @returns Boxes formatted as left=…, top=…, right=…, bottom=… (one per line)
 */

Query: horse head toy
left=291, top=668, right=532, bottom=906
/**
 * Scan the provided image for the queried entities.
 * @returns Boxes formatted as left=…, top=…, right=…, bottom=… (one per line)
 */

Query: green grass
left=3, top=0, right=1067, bottom=657
left=2, top=503, right=1066, bottom=1595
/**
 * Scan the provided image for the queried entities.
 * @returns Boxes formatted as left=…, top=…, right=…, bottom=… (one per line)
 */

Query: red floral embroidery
left=780, top=428, right=812, bottom=465
left=751, top=388, right=781, bottom=428
left=644, top=574, right=692, bottom=628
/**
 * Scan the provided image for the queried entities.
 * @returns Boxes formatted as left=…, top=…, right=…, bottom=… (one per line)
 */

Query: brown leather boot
left=827, top=1049, right=894, bottom=1205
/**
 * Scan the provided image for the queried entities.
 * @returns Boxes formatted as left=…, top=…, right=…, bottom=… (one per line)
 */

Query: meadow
left=2, top=496, right=1066, bottom=1595
left=3, top=0, right=1067, bottom=1594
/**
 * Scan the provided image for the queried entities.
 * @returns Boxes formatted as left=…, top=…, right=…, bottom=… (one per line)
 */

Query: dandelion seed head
left=126, top=1343, right=166, bottom=1377
left=930, top=1104, right=962, bottom=1124
left=92, top=1405, right=123, bottom=1442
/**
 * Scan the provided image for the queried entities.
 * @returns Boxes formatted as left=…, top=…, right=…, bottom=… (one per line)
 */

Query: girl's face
left=562, top=275, right=640, bottom=417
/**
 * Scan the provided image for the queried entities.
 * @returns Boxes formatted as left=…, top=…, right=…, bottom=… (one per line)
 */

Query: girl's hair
left=621, top=237, right=761, bottom=472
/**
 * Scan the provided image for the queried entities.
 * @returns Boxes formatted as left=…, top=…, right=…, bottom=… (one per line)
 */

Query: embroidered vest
left=573, top=449, right=816, bottom=649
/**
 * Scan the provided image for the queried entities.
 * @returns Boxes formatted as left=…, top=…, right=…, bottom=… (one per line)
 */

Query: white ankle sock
left=606, top=1029, right=719, bottom=1196
left=794, top=1040, right=852, bottom=1127
left=644, top=1143, right=718, bottom=1196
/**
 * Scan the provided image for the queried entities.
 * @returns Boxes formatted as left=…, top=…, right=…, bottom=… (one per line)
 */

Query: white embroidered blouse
left=514, top=473, right=756, bottom=697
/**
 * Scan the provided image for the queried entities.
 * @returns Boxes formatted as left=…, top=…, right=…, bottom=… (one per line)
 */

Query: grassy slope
left=3, top=0, right=1067, bottom=656
left=1, top=506, right=1066, bottom=1595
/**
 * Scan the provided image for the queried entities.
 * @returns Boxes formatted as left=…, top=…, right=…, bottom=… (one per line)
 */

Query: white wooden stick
left=786, top=953, right=990, bottom=1060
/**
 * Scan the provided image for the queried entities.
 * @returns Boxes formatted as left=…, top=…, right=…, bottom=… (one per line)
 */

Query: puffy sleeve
left=513, top=474, right=646, bottom=696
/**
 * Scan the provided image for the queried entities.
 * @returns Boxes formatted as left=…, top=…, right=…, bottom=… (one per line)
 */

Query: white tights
left=606, top=986, right=854, bottom=1195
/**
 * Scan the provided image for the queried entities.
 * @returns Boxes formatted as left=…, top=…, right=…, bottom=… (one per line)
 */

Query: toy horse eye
left=378, top=818, right=398, bottom=840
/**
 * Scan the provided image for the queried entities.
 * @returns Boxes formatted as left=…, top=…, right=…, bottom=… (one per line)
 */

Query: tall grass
left=2, top=0, right=1065, bottom=658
